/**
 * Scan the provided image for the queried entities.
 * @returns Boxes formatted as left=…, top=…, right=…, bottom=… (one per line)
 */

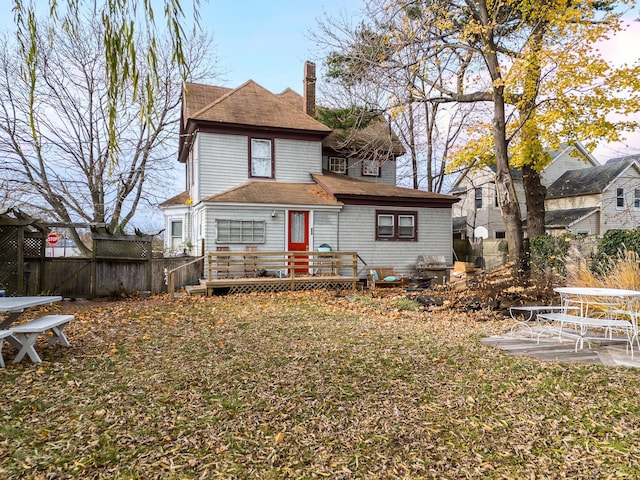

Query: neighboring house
left=544, top=157, right=640, bottom=236
left=450, top=143, right=600, bottom=240
left=160, top=62, right=458, bottom=278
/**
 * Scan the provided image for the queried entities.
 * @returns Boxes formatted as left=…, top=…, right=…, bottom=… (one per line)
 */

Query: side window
left=617, top=187, right=625, bottom=209
left=170, top=220, right=183, bottom=250
left=250, top=138, right=273, bottom=178
left=475, top=187, right=483, bottom=209
left=376, top=211, right=417, bottom=241
left=362, top=159, right=380, bottom=177
left=634, top=188, right=640, bottom=209
left=329, top=157, right=347, bottom=174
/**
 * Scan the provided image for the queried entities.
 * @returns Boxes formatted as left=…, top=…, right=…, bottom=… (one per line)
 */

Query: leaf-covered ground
left=1, top=289, right=640, bottom=479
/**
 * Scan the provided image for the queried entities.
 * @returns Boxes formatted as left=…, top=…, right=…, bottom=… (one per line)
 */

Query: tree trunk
left=480, top=0, right=525, bottom=269
left=522, top=163, right=547, bottom=239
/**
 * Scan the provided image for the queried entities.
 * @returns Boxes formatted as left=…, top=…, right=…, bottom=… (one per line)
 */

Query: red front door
left=288, top=210, right=309, bottom=273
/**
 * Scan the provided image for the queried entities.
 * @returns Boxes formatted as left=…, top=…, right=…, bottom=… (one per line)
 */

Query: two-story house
left=544, top=156, right=640, bottom=235
left=450, top=143, right=600, bottom=239
left=160, top=62, right=458, bottom=278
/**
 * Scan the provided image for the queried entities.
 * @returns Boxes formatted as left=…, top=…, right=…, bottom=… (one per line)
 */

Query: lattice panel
left=0, top=226, right=18, bottom=294
left=95, top=239, right=151, bottom=259
left=0, top=226, right=18, bottom=260
left=227, top=280, right=355, bottom=295
left=24, top=236, right=44, bottom=258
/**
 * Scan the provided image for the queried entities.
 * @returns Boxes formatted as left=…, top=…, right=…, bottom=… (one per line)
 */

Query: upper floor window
left=362, top=159, right=380, bottom=177
left=376, top=211, right=417, bottom=241
left=329, top=157, right=347, bottom=174
left=634, top=188, right=640, bottom=209
left=475, top=187, right=483, bottom=209
left=250, top=138, right=273, bottom=178
left=617, top=187, right=625, bottom=209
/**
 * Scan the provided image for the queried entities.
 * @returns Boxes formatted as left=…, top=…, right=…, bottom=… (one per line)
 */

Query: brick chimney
left=303, top=61, right=316, bottom=117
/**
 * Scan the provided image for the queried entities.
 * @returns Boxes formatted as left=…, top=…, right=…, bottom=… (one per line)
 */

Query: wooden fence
left=25, top=256, right=203, bottom=297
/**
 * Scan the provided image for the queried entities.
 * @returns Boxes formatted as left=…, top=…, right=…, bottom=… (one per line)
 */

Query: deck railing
left=205, top=250, right=359, bottom=290
left=166, top=256, right=205, bottom=297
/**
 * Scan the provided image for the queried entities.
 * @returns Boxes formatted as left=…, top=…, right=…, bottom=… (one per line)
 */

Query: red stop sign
left=47, top=232, right=59, bottom=246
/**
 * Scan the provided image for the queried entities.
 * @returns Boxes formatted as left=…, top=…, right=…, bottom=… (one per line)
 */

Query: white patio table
left=538, top=287, right=640, bottom=355
left=0, top=296, right=63, bottom=329
left=554, top=287, right=640, bottom=317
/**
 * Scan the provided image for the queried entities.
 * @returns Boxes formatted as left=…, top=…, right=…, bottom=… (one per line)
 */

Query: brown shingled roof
left=186, top=80, right=331, bottom=133
left=311, top=171, right=457, bottom=206
left=183, top=83, right=233, bottom=121
left=202, top=181, right=342, bottom=206
left=277, top=88, right=304, bottom=110
left=159, top=191, right=191, bottom=208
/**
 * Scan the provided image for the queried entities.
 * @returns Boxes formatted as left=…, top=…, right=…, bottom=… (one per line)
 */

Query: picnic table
left=0, top=296, right=63, bottom=329
left=0, top=296, right=72, bottom=365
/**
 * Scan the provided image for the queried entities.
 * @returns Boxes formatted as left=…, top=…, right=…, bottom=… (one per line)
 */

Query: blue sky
left=202, top=0, right=362, bottom=94
left=1, top=1, right=638, bottom=160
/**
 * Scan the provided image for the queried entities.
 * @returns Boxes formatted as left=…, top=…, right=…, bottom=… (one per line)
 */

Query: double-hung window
left=329, top=157, right=347, bottom=174
left=170, top=220, right=183, bottom=250
left=376, top=211, right=417, bottom=241
left=634, top=188, right=640, bottom=209
left=362, top=159, right=380, bottom=176
left=250, top=138, right=273, bottom=178
left=617, top=187, right=625, bottom=209
left=475, top=187, right=483, bottom=209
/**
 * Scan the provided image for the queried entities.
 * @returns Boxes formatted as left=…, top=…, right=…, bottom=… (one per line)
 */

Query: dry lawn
left=1, top=289, right=640, bottom=479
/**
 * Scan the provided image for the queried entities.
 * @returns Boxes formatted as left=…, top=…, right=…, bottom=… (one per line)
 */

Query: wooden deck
left=483, top=326, right=640, bottom=368
left=170, top=250, right=361, bottom=296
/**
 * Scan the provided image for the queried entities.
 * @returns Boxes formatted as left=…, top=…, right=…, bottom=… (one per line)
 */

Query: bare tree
left=0, top=15, right=218, bottom=254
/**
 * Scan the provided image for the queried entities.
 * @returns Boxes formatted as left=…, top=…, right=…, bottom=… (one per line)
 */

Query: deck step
left=185, top=285, right=207, bottom=296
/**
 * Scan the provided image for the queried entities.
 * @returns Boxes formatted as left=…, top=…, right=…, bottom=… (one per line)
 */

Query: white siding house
left=450, top=143, right=601, bottom=239
left=160, top=62, right=459, bottom=279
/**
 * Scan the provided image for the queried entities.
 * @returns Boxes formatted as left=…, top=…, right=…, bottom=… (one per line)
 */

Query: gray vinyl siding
left=336, top=205, right=453, bottom=278
left=197, top=133, right=248, bottom=199
left=203, top=207, right=286, bottom=254
left=313, top=211, right=339, bottom=251
left=323, top=155, right=397, bottom=185
left=541, top=148, right=594, bottom=186
left=601, top=173, right=640, bottom=231
left=569, top=213, right=600, bottom=236
left=275, top=139, right=322, bottom=182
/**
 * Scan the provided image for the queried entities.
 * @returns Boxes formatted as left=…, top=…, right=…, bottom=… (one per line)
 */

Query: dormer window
left=329, top=157, right=347, bottom=174
left=250, top=138, right=273, bottom=178
left=362, top=159, right=380, bottom=177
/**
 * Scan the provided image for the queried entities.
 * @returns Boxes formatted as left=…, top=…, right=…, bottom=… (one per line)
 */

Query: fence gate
left=0, top=209, right=46, bottom=296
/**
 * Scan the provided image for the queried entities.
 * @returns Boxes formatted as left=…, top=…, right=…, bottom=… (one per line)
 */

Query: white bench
left=509, top=305, right=578, bottom=337
left=536, top=312, right=637, bottom=355
left=10, top=314, right=74, bottom=364
left=0, top=329, right=13, bottom=368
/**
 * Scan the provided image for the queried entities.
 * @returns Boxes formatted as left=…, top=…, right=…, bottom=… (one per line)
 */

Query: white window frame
left=362, top=159, right=380, bottom=176
left=250, top=138, right=273, bottom=178
left=170, top=219, right=183, bottom=251
left=328, top=157, right=347, bottom=174
left=634, top=188, right=640, bottom=209
left=216, top=219, right=266, bottom=244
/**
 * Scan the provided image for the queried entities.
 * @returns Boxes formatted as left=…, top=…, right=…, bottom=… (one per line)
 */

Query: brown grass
left=1, top=290, right=640, bottom=479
